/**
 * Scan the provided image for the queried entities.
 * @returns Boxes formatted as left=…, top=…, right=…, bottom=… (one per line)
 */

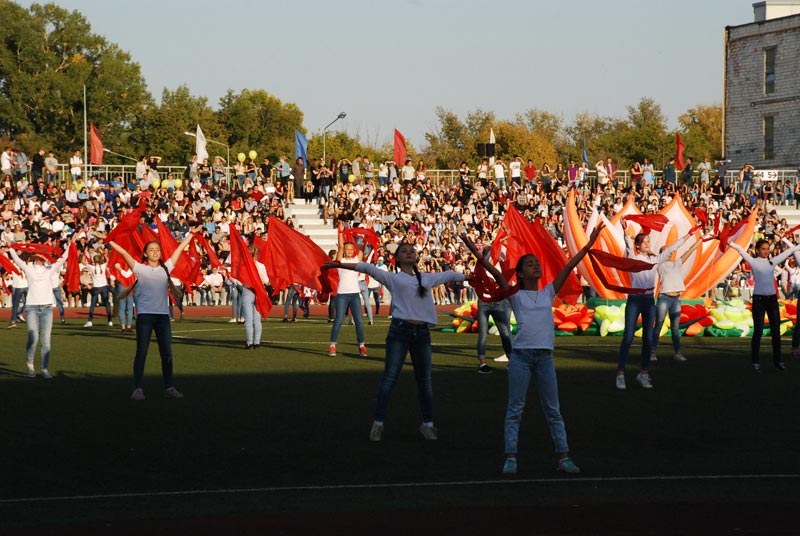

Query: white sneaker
left=130, top=388, right=145, bottom=401
left=369, top=422, right=383, bottom=442
left=418, top=423, right=438, bottom=440
left=494, top=354, right=509, bottom=362
left=41, top=369, right=53, bottom=379
left=615, top=374, right=626, bottom=390
left=636, top=371, right=653, bottom=389
left=164, top=386, right=184, bottom=399
left=83, top=321, right=93, bottom=327
left=108, top=321, right=113, bottom=327
left=674, top=352, right=687, bottom=362
left=26, top=363, right=36, bottom=378
left=228, top=318, right=238, bottom=323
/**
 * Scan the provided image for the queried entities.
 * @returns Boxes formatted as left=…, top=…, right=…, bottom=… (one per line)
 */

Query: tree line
left=0, top=1, right=721, bottom=171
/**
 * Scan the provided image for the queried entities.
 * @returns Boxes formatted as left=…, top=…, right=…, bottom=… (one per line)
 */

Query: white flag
left=195, top=124, right=209, bottom=162
left=489, top=128, right=496, bottom=166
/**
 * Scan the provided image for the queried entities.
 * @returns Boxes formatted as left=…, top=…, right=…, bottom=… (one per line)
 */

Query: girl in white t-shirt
left=324, top=241, right=468, bottom=442
left=465, top=223, right=603, bottom=476
left=328, top=223, right=366, bottom=357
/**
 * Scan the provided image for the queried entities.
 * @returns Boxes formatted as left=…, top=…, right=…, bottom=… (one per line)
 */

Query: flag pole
left=83, top=85, right=89, bottom=178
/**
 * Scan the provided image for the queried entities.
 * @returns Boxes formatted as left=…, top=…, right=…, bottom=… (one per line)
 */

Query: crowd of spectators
left=2, top=145, right=800, bottom=311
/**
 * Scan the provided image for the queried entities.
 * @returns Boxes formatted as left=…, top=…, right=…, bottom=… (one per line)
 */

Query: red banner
left=89, top=123, right=103, bottom=165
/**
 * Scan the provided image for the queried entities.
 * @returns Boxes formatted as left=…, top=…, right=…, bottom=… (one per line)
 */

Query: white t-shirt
left=509, top=283, right=556, bottom=350
left=70, top=155, right=83, bottom=176
left=133, top=260, right=174, bottom=314
left=493, top=163, right=505, bottom=179
left=357, top=263, right=466, bottom=326
left=337, top=255, right=361, bottom=294
left=510, top=161, right=521, bottom=178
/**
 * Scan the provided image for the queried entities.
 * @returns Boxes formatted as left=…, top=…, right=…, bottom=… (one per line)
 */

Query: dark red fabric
left=193, top=233, right=222, bottom=268
left=694, top=208, right=708, bottom=227
left=393, top=129, right=407, bottom=168
left=472, top=262, right=515, bottom=303
left=587, top=249, right=656, bottom=294
left=0, top=253, right=21, bottom=275
left=491, top=205, right=582, bottom=304
left=340, top=227, right=380, bottom=254
left=230, top=224, right=271, bottom=317
left=718, top=219, right=748, bottom=252
left=676, top=132, right=685, bottom=170
left=89, top=123, right=103, bottom=165
left=65, top=243, right=81, bottom=293
left=11, top=243, right=62, bottom=263
left=264, top=217, right=336, bottom=295
left=105, top=202, right=145, bottom=245
left=623, top=214, right=669, bottom=233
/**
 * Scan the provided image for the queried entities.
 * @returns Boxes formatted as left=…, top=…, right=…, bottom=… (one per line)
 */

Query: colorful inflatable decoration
left=706, top=299, right=794, bottom=337
left=563, top=190, right=758, bottom=300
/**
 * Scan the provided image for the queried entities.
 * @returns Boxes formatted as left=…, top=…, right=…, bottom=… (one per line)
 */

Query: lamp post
left=322, top=112, right=347, bottom=164
left=184, top=131, right=230, bottom=187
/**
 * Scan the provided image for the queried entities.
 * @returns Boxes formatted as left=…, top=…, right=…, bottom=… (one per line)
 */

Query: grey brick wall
left=725, top=15, right=800, bottom=170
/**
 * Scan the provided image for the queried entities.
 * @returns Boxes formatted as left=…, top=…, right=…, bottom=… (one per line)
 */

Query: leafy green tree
left=678, top=104, right=722, bottom=161
left=130, top=85, right=220, bottom=165
left=0, top=1, right=151, bottom=157
left=217, top=89, right=304, bottom=162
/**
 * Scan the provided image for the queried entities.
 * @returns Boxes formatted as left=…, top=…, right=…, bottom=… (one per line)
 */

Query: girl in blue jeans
left=323, top=242, right=468, bottom=442
left=464, top=223, right=604, bottom=475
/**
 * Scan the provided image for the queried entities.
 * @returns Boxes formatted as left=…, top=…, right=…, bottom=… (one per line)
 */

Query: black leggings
left=751, top=294, right=782, bottom=365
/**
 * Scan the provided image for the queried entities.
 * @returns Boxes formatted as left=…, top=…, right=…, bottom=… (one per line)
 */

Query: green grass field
left=1, top=315, right=799, bottom=533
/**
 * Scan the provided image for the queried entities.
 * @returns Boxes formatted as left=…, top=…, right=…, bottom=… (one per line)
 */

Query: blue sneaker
left=557, top=457, right=581, bottom=474
left=502, top=458, right=517, bottom=475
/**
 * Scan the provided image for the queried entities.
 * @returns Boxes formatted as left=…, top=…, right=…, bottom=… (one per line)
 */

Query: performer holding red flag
left=108, top=227, right=199, bottom=401
left=328, top=222, right=367, bottom=358
left=462, top=224, right=604, bottom=476
left=4, top=234, right=76, bottom=378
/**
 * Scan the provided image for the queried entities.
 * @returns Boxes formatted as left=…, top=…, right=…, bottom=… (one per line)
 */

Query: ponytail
left=412, top=264, right=427, bottom=298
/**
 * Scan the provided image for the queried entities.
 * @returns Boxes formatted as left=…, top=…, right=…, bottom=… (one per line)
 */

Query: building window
left=764, top=116, right=775, bottom=160
left=764, top=47, right=776, bottom=94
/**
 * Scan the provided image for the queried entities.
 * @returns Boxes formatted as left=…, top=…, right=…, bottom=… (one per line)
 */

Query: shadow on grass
left=2, top=326, right=800, bottom=528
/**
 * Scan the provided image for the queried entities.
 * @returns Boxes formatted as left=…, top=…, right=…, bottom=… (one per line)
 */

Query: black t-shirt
left=260, top=164, right=272, bottom=178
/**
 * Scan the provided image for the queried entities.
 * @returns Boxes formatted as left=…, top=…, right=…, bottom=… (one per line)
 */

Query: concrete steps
left=284, top=199, right=336, bottom=252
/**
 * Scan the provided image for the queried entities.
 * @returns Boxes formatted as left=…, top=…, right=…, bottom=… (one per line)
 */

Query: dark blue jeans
left=618, top=293, right=655, bottom=372
left=133, top=314, right=175, bottom=389
left=88, top=285, right=112, bottom=322
left=751, top=294, right=782, bottom=365
left=375, top=319, right=433, bottom=423
left=477, top=299, right=514, bottom=358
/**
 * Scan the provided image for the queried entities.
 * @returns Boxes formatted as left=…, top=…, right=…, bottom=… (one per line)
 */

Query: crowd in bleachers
left=3, top=147, right=800, bottom=312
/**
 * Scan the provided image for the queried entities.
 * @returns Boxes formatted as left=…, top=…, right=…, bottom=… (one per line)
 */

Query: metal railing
left=9, top=164, right=799, bottom=195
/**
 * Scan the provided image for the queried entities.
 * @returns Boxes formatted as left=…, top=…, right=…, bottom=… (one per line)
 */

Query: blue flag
left=582, top=137, right=589, bottom=165
left=295, top=130, right=308, bottom=165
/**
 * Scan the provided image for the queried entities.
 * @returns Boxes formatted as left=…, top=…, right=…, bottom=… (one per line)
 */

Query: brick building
left=724, top=2, right=800, bottom=171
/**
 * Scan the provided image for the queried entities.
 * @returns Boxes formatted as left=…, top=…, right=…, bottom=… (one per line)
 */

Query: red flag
left=675, top=132, right=685, bottom=170
left=587, top=249, right=655, bottom=294
left=0, top=253, right=21, bottom=275
left=340, top=227, right=380, bottom=254
left=11, top=243, right=62, bottom=263
left=230, top=224, right=271, bottom=317
left=264, top=216, right=336, bottom=295
left=105, top=202, right=146, bottom=244
left=89, top=123, right=103, bottom=165
left=393, top=129, right=407, bottom=167
left=491, top=205, right=582, bottom=304
left=623, top=214, right=669, bottom=234
left=193, top=232, right=222, bottom=268
left=65, top=242, right=81, bottom=293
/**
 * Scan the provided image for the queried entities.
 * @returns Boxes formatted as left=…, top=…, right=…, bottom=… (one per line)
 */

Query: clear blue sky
left=22, top=0, right=755, bottom=147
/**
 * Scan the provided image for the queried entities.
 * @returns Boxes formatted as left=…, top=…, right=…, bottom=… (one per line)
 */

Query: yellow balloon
left=212, top=201, right=221, bottom=211
left=174, top=178, right=182, bottom=189
left=348, top=174, right=356, bottom=183
left=248, top=150, right=257, bottom=160
left=237, top=152, right=246, bottom=163
left=152, top=179, right=161, bottom=189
